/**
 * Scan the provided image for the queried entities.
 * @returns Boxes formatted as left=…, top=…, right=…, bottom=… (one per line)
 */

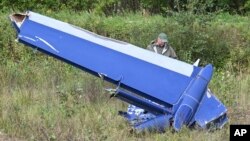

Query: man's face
left=156, top=38, right=165, bottom=47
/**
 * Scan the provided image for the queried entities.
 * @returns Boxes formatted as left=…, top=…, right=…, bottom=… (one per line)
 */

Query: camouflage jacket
left=147, top=40, right=177, bottom=59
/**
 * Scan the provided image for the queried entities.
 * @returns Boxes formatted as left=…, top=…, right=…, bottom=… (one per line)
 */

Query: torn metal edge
left=9, top=11, right=29, bottom=28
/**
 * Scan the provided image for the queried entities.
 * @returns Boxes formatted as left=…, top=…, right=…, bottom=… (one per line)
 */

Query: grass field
left=0, top=11, right=250, bottom=140
left=0, top=46, right=249, bottom=141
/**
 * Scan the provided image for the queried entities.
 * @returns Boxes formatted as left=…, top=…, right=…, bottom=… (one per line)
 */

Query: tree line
left=1, top=0, right=250, bottom=15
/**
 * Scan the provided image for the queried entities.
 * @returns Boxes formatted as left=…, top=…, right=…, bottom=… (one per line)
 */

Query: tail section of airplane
left=9, top=11, right=228, bottom=132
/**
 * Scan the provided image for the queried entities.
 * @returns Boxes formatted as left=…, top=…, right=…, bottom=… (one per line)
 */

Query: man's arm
left=146, top=40, right=156, bottom=52
left=169, top=46, right=178, bottom=59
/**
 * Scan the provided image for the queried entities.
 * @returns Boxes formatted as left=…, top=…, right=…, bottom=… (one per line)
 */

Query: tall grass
left=0, top=10, right=250, bottom=140
left=1, top=61, right=246, bottom=140
left=0, top=48, right=249, bottom=140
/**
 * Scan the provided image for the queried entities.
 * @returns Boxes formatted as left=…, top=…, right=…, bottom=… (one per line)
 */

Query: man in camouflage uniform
left=147, top=33, right=177, bottom=59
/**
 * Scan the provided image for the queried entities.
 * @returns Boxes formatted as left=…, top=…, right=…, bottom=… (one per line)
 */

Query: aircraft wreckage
left=9, top=11, right=228, bottom=132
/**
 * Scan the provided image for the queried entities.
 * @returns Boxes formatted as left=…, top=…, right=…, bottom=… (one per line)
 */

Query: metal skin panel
left=9, top=11, right=228, bottom=132
left=194, top=89, right=228, bottom=128
left=114, top=89, right=171, bottom=115
left=173, top=65, right=213, bottom=131
left=13, top=12, right=195, bottom=105
left=134, top=115, right=172, bottom=132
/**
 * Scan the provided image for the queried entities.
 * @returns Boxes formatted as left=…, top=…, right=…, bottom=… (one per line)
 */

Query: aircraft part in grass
left=9, top=11, right=228, bottom=132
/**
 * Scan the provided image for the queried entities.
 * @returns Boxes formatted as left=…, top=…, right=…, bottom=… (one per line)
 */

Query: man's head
left=156, top=33, right=168, bottom=47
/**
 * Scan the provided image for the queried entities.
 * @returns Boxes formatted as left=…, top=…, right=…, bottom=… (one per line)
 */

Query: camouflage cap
left=158, top=33, right=168, bottom=43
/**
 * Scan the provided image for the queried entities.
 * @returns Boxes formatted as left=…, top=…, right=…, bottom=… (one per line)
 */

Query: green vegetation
left=1, top=0, right=250, bottom=15
left=0, top=4, right=250, bottom=141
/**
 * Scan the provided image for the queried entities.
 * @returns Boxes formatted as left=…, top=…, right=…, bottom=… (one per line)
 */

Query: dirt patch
left=227, top=107, right=250, bottom=124
left=0, top=132, right=24, bottom=141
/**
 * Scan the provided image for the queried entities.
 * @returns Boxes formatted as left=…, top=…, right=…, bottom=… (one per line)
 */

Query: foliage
left=1, top=52, right=249, bottom=140
left=1, top=0, right=250, bottom=15
left=0, top=9, right=250, bottom=140
left=1, top=10, right=250, bottom=69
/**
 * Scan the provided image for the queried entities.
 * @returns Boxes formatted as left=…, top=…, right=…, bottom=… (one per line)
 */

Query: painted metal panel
left=13, top=11, right=200, bottom=105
